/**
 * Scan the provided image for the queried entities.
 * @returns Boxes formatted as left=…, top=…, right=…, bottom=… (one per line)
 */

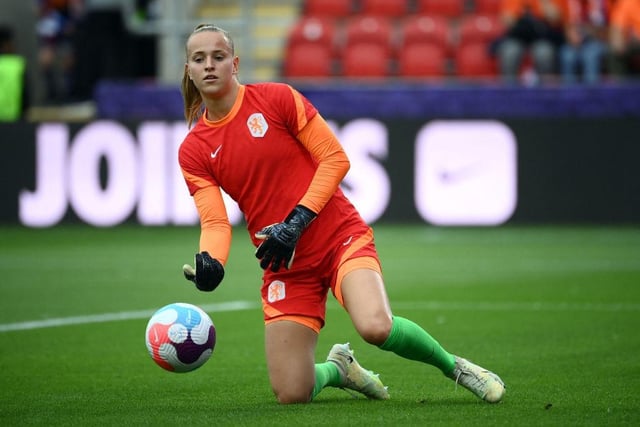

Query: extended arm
left=183, top=185, right=232, bottom=291
left=255, top=113, right=350, bottom=271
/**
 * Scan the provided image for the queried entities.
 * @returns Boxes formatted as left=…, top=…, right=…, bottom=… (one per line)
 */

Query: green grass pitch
left=1, top=224, right=639, bottom=426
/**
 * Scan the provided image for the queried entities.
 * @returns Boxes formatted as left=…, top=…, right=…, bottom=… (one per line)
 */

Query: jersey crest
left=267, top=280, right=286, bottom=302
left=247, top=113, right=268, bottom=137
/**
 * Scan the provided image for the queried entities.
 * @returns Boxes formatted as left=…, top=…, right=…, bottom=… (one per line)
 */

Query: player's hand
left=255, top=205, right=317, bottom=272
left=182, top=251, right=225, bottom=292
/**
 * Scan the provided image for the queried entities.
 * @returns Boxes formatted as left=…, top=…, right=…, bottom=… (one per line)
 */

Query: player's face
left=185, top=31, right=238, bottom=98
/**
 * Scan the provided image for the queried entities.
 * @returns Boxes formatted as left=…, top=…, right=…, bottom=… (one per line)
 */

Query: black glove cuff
left=285, top=205, right=317, bottom=229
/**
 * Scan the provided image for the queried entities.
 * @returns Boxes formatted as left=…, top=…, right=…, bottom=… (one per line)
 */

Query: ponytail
left=181, top=69, right=203, bottom=127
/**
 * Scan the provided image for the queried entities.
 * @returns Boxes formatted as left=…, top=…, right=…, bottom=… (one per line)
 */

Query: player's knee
left=357, top=315, right=392, bottom=346
left=273, top=387, right=312, bottom=404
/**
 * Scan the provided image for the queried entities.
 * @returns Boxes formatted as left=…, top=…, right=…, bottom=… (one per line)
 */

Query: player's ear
left=232, top=56, right=239, bottom=75
left=185, top=63, right=192, bottom=80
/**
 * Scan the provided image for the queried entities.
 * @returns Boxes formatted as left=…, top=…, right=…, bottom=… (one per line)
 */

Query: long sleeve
left=295, top=113, right=350, bottom=214
left=193, top=185, right=232, bottom=265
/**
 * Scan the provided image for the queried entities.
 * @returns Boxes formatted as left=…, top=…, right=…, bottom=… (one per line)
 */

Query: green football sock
left=379, top=316, right=456, bottom=374
left=312, top=361, right=342, bottom=399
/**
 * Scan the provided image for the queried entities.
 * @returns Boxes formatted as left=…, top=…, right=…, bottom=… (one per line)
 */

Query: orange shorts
left=261, top=227, right=381, bottom=333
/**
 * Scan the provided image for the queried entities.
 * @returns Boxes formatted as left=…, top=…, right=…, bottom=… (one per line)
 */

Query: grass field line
left=387, top=300, right=640, bottom=312
left=1, top=300, right=638, bottom=333
left=0, top=301, right=257, bottom=333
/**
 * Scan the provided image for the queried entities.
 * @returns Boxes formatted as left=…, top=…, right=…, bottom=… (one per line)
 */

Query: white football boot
left=448, top=356, right=506, bottom=403
left=327, top=343, right=390, bottom=400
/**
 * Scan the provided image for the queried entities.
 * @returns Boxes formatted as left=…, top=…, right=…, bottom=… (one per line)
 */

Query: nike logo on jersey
left=210, top=145, right=222, bottom=158
left=342, top=236, right=353, bottom=246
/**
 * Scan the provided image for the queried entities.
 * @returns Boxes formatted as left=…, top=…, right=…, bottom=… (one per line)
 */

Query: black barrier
left=1, top=118, right=638, bottom=226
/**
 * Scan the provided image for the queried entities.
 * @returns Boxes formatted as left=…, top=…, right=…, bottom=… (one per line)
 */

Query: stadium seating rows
left=283, top=0, right=506, bottom=79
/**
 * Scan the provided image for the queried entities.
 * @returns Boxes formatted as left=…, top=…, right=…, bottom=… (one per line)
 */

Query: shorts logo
left=267, top=280, right=286, bottom=303
left=247, top=113, right=268, bottom=137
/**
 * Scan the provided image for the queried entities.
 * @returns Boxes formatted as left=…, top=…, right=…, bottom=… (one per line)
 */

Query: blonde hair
left=181, top=24, right=235, bottom=127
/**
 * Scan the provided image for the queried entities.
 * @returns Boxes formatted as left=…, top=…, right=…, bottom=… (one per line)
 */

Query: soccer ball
left=145, top=303, right=216, bottom=373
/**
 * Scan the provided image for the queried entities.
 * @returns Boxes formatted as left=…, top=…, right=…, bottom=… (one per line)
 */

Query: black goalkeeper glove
left=255, top=205, right=317, bottom=272
left=182, top=251, right=225, bottom=292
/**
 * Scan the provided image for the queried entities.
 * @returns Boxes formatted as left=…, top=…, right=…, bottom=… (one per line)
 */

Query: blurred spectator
left=133, top=0, right=159, bottom=22
left=0, top=26, right=28, bottom=121
left=608, top=0, right=640, bottom=76
left=559, top=0, right=609, bottom=84
left=35, top=0, right=85, bottom=103
left=71, top=1, right=157, bottom=101
left=493, top=0, right=568, bottom=84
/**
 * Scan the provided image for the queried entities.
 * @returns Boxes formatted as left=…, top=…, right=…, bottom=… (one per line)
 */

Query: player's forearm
left=194, top=186, right=232, bottom=265
left=296, top=114, right=350, bottom=213
left=199, top=226, right=231, bottom=265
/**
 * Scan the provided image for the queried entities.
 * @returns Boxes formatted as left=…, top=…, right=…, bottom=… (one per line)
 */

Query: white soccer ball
left=145, top=303, right=216, bottom=373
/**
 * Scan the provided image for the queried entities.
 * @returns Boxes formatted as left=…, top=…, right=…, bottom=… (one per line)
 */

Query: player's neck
left=203, top=80, right=240, bottom=121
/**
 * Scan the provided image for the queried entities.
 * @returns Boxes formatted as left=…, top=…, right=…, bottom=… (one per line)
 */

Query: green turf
left=1, top=224, right=639, bottom=426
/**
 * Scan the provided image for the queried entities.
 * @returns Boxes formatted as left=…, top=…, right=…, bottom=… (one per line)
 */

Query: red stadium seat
left=343, top=15, right=396, bottom=55
left=415, top=0, right=465, bottom=18
left=458, top=14, right=504, bottom=44
left=360, top=0, right=410, bottom=17
left=397, top=42, right=447, bottom=77
left=303, top=0, right=354, bottom=18
left=287, top=16, right=336, bottom=46
left=399, top=15, right=451, bottom=52
left=341, top=43, right=391, bottom=77
left=283, top=43, right=333, bottom=77
left=286, top=16, right=339, bottom=56
left=473, top=0, right=501, bottom=15
left=454, top=41, right=497, bottom=77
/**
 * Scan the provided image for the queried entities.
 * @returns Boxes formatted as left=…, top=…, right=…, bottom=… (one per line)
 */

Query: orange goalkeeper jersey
left=179, top=83, right=369, bottom=269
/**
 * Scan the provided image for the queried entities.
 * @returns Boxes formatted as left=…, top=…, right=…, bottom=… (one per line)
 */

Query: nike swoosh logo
left=342, top=236, right=353, bottom=246
left=211, top=145, right=222, bottom=158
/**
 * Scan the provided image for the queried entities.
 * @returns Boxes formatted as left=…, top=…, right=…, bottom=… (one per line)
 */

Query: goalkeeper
left=179, top=24, right=505, bottom=404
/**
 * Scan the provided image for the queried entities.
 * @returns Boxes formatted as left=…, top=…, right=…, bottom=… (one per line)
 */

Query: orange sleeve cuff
left=193, top=186, right=232, bottom=265
left=296, top=114, right=350, bottom=213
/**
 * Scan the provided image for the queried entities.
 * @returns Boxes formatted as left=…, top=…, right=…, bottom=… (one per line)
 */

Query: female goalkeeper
left=179, top=24, right=505, bottom=404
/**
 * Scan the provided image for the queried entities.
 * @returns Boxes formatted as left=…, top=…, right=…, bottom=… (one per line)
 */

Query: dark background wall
left=1, top=117, right=637, bottom=226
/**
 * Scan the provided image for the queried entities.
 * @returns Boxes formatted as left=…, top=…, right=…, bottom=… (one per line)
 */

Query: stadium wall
left=95, top=81, right=640, bottom=120
left=1, top=117, right=638, bottom=227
